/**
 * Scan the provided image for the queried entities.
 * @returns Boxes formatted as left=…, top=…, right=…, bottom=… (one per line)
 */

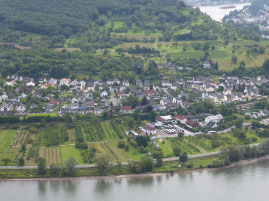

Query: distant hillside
left=0, top=0, right=224, bottom=41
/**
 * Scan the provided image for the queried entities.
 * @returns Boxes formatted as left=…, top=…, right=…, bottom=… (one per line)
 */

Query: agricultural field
left=60, top=145, right=84, bottom=164
left=76, top=121, right=126, bottom=142
left=12, top=130, right=28, bottom=149
left=158, top=40, right=269, bottom=71
left=39, top=147, right=61, bottom=165
left=0, top=129, right=17, bottom=149
left=0, top=150, right=17, bottom=165
left=155, top=131, right=262, bottom=157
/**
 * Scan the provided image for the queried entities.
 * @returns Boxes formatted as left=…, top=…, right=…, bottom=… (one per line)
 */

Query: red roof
left=48, top=100, right=59, bottom=105
left=145, top=90, right=155, bottom=96
left=173, top=115, right=186, bottom=120
left=186, top=119, right=199, bottom=127
left=118, top=91, right=125, bottom=96
left=122, top=106, right=132, bottom=111
left=155, top=116, right=165, bottom=122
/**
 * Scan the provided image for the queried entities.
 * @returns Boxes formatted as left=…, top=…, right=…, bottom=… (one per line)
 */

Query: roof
left=122, top=106, right=132, bottom=111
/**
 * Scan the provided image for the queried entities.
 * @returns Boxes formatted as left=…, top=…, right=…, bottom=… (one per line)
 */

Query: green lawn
left=27, top=113, right=58, bottom=117
left=60, top=145, right=84, bottom=165
left=0, top=129, right=17, bottom=149
left=0, top=149, right=17, bottom=165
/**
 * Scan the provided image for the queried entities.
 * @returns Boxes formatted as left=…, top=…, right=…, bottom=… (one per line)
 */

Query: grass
left=0, top=129, right=17, bottom=149
left=27, top=113, right=58, bottom=117
left=60, top=145, right=84, bottom=165
left=0, top=150, right=17, bottom=165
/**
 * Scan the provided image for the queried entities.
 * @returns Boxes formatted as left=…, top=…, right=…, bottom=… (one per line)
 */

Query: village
left=224, top=3, right=269, bottom=38
left=0, top=73, right=268, bottom=137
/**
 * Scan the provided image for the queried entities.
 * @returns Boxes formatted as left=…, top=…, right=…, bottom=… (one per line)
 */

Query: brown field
left=39, top=147, right=61, bottom=164
left=12, top=130, right=28, bottom=149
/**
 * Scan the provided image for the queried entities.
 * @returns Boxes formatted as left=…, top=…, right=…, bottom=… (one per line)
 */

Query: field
left=39, top=147, right=61, bottom=165
left=0, top=129, right=17, bottom=149
left=60, top=145, right=84, bottom=164
left=12, top=130, right=28, bottom=149
left=0, top=150, right=17, bottom=165
left=156, top=131, right=262, bottom=157
left=158, top=40, right=269, bottom=70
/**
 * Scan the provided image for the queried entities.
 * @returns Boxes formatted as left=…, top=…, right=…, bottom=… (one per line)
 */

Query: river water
left=1, top=159, right=269, bottom=201
left=198, top=3, right=251, bottom=22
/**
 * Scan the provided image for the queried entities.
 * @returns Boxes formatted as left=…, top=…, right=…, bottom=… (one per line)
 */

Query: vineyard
left=76, top=121, right=126, bottom=143
left=12, top=130, right=28, bottom=149
left=39, top=147, right=61, bottom=165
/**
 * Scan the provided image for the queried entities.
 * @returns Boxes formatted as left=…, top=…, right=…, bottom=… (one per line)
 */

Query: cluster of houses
left=0, top=75, right=268, bottom=120
left=224, top=3, right=269, bottom=37
left=139, top=113, right=224, bottom=136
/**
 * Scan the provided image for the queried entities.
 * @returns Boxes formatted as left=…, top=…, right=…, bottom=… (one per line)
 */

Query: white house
left=0, top=94, right=8, bottom=102
left=0, top=103, right=13, bottom=112
left=205, top=114, right=223, bottom=125
left=26, top=81, right=35, bottom=87
left=101, top=91, right=108, bottom=97
left=16, top=104, right=26, bottom=113
left=60, top=78, right=71, bottom=86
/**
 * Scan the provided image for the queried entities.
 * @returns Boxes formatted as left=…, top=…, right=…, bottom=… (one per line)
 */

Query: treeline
left=0, top=47, right=144, bottom=79
left=211, top=139, right=269, bottom=168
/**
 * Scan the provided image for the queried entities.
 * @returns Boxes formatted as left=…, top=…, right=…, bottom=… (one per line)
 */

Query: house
left=123, top=80, right=129, bottom=87
left=162, top=80, right=172, bottom=87
left=205, top=114, right=223, bottom=125
left=88, top=81, right=95, bottom=91
left=173, top=115, right=187, bottom=124
left=136, top=79, right=143, bottom=87
left=101, top=91, right=108, bottom=97
left=60, top=78, right=71, bottom=86
left=26, top=81, right=35, bottom=87
left=144, top=80, right=150, bottom=91
left=203, top=62, right=211, bottom=69
left=48, top=78, right=58, bottom=85
left=16, top=104, right=26, bottom=113
left=139, top=124, right=156, bottom=135
left=122, top=106, right=133, bottom=114
left=45, top=105, right=54, bottom=113
left=0, top=94, right=8, bottom=102
left=107, top=79, right=120, bottom=86
left=155, top=115, right=174, bottom=124
left=186, top=119, right=199, bottom=128
left=0, top=103, right=13, bottom=112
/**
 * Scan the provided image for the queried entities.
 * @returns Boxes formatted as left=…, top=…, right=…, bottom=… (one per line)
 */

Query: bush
left=117, top=141, right=126, bottom=149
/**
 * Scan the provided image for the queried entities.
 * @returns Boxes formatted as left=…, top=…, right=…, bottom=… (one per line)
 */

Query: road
left=0, top=151, right=220, bottom=170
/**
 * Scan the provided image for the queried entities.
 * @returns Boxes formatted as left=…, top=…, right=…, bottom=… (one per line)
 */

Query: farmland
left=0, top=129, right=17, bottom=149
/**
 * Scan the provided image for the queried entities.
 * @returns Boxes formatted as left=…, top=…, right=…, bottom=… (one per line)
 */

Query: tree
left=1, top=158, right=11, bottom=166
left=37, top=158, right=47, bottom=175
left=141, top=96, right=148, bottom=106
left=18, top=157, right=25, bottom=166
left=177, top=132, right=184, bottom=139
left=231, top=55, right=237, bottom=64
left=263, top=59, right=269, bottom=72
left=179, top=152, right=188, bottom=164
left=173, top=146, right=181, bottom=156
left=63, top=157, right=77, bottom=176
left=95, top=155, right=111, bottom=175
left=235, top=118, right=244, bottom=128
left=140, top=155, right=154, bottom=172
left=49, top=164, right=61, bottom=176
left=128, top=160, right=142, bottom=174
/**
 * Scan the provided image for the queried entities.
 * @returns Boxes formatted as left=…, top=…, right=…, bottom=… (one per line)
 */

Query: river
left=1, top=159, right=269, bottom=201
left=198, top=3, right=251, bottom=22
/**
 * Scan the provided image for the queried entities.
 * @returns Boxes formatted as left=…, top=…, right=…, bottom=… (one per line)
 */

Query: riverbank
left=1, top=155, right=269, bottom=181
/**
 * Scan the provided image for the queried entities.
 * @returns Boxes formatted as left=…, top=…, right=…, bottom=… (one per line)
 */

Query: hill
left=0, top=0, right=265, bottom=78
